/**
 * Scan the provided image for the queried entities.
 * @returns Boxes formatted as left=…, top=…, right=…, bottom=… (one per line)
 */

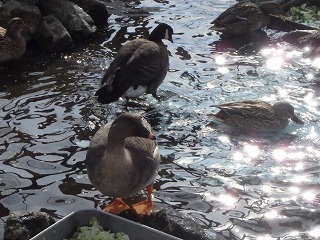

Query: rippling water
left=1, top=0, right=320, bottom=239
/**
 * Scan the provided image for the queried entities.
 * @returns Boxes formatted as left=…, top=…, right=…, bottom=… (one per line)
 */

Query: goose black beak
left=291, top=115, right=304, bottom=125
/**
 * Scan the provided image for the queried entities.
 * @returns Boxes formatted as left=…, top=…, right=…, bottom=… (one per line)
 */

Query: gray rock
left=4, top=211, right=55, bottom=240
left=2, top=0, right=39, bottom=6
left=69, top=0, right=108, bottom=26
left=145, top=208, right=213, bottom=240
left=34, top=15, right=74, bottom=53
left=39, top=0, right=97, bottom=41
left=0, top=0, right=41, bottom=40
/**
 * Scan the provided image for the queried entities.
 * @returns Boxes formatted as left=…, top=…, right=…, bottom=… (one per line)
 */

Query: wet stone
left=39, top=0, right=97, bottom=41
left=69, top=0, right=109, bottom=26
left=4, top=211, right=55, bottom=240
left=1, top=0, right=40, bottom=6
left=144, top=208, right=212, bottom=240
left=34, top=15, right=74, bottom=53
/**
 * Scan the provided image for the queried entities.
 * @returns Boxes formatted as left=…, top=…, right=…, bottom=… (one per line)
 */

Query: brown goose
left=210, top=100, right=304, bottom=133
left=0, top=17, right=32, bottom=64
left=95, top=23, right=173, bottom=104
left=86, top=113, right=160, bottom=215
left=210, top=1, right=286, bottom=35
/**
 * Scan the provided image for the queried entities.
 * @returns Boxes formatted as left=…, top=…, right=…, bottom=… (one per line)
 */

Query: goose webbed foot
left=103, top=198, right=130, bottom=215
left=131, top=185, right=155, bottom=215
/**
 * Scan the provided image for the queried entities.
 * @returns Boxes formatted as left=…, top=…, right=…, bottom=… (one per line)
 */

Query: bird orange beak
left=148, top=133, right=156, bottom=140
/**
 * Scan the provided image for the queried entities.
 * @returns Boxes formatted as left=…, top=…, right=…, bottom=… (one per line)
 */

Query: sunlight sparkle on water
left=304, top=92, right=317, bottom=107
left=289, top=186, right=300, bottom=194
left=219, top=194, right=237, bottom=206
left=262, top=185, right=271, bottom=193
left=286, top=50, right=302, bottom=59
left=303, top=191, right=316, bottom=201
left=309, top=226, right=320, bottom=238
left=206, top=81, right=215, bottom=89
left=266, top=56, right=283, bottom=70
left=233, top=151, right=243, bottom=161
left=244, top=144, right=260, bottom=158
left=215, top=55, right=226, bottom=65
left=277, top=88, right=289, bottom=97
left=307, top=127, right=318, bottom=139
left=272, top=149, right=286, bottom=161
left=261, top=48, right=272, bottom=55
left=264, top=210, right=278, bottom=219
left=312, top=57, right=320, bottom=68
left=218, top=135, right=230, bottom=144
left=217, top=67, right=229, bottom=73
left=306, top=73, right=313, bottom=80
left=294, top=162, right=304, bottom=171
left=291, top=175, right=310, bottom=183
left=257, top=235, right=273, bottom=240
left=288, top=231, right=299, bottom=237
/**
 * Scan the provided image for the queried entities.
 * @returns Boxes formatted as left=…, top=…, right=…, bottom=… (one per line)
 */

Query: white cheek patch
left=164, top=29, right=170, bottom=40
left=122, top=85, right=147, bottom=98
left=153, top=146, right=159, bottom=158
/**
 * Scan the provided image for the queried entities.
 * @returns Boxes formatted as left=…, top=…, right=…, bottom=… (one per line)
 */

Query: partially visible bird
left=297, top=30, right=320, bottom=56
left=210, top=1, right=286, bottom=36
left=86, top=113, right=160, bottom=215
left=95, top=23, right=174, bottom=104
left=209, top=100, right=304, bottom=133
left=281, top=30, right=320, bottom=57
left=0, top=17, right=32, bottom=64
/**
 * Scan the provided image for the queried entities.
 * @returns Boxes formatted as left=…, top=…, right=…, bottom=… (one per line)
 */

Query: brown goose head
left=108, top=113, right=156, bottom=144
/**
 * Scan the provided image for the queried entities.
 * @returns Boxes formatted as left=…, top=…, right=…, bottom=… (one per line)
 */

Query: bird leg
left=103, top=198, right=131, bottom=214
left=131, top=185, right=155, bottom=215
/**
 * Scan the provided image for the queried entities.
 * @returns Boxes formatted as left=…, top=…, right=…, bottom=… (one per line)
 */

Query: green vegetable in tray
left=65, top=217, right=130, bottom=240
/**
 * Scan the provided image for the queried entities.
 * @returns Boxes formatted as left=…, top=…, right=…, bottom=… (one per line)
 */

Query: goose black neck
left=148, top=32, right=163, bottom=43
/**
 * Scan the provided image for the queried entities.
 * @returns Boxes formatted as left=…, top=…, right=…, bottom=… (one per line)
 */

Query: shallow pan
left=31, top=209, right=181, bottom=240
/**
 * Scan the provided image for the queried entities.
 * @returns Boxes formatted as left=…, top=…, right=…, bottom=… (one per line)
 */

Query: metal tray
left=31, top=209, right=181, bottom=240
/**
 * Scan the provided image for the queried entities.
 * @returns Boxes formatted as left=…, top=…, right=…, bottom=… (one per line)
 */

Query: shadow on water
left=1, top=0, right=320, bottom=239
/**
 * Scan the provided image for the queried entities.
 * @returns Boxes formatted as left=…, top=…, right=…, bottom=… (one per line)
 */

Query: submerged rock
left=4, top=211, right=56, bottom=240
left=34, top=15, right=74, bottom=53
left=39, top=0, right=97, bottom=41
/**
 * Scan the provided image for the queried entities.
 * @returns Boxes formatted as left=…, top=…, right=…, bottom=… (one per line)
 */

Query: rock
left=2, top=0, right=40, bottom=6
left=39, top=0, right=97, bottom=41
left=0, top=0, right=41, bottom=40
left=145, top=208, right=212, bottom=240
left=34, top=15, right=74, bottom=53
left=69, top=0, right=108, bottom=26
left=4, top=211, right=55, bottom=240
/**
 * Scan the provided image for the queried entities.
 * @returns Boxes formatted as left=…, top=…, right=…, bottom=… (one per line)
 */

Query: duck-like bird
left=210, top=100, right=304, bottom=133
left=95, top=23, right=174, bottom=104
left=0, top=17, right=32, bottom=64
left=86, top=113, right=160, bottom=215
left=210, top=1, right=286, bottom=35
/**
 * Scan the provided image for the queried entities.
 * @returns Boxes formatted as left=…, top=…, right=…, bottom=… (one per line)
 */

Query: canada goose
left=95, top=23, right=173, bottom=104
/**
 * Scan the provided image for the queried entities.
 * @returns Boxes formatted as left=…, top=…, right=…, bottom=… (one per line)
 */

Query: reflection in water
left=1, top=0, right=320, bottom=239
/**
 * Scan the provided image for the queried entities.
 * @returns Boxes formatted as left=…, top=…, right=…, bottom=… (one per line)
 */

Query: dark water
left=1, top=0, right=320, bottom=239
